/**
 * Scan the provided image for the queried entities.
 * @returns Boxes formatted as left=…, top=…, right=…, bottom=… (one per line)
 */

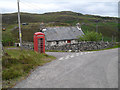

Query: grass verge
left=2, top=47, right=56, bottom=89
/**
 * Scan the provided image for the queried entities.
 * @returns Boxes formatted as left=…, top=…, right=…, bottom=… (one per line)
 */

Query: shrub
left=78, top=31, right=102, bottom=41
left=2, top=32, right=15, bottom=46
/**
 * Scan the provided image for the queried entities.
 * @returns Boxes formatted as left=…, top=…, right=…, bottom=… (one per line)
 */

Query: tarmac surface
left=14, top=49, right=118, bottom=88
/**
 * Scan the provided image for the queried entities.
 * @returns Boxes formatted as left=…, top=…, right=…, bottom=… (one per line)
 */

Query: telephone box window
left=37, top=35, right=44, bottom=37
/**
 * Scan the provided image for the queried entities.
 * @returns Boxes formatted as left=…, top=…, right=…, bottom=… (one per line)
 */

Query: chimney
left=76, top=23, right=82, bottom=31
left=76, top=23, right=84, bottom=35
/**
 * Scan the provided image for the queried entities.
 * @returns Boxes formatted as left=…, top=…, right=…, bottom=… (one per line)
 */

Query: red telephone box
left=34, top=32, right=45, bottom=53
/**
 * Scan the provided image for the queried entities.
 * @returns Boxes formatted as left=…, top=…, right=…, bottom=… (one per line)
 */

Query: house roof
left=45, top=26, right=84, bottom=41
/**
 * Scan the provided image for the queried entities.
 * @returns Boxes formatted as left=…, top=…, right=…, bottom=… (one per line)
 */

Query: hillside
left=2, top=11, right=118, bottom=43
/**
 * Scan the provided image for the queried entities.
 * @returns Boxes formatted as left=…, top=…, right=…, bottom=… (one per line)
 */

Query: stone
left=21, top=41, right=115, bottom=52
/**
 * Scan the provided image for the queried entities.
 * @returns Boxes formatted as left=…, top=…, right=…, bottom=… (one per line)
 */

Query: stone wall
left=22, top=42, right=34, bottom=50
left=47, top=40, right=77, bottom=46
left=46, top=41, right=115, bottom=52
left=22, top=41, right=115, bottom=52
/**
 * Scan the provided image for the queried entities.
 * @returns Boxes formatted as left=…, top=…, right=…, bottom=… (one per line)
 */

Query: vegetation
left=2, top=47, right=56, bottom=88
left=2, top=11, right=119, bottom=43
left=2, top=24, right=17, bottom=46
left=78, top=31, right=102, bottom=41
left=2, top=11, right=119, bottom=89
left=2, top=33, right=14, bottom=46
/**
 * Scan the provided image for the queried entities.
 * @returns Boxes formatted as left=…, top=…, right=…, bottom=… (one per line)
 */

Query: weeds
left=2, top=48, right=56, bottom=88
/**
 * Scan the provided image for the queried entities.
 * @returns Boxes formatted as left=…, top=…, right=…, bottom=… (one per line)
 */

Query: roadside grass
left=2, top=48, right=56, bottom=88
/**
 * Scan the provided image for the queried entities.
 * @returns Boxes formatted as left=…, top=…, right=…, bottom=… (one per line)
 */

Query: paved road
left=14, top=49, right=118, bottom=88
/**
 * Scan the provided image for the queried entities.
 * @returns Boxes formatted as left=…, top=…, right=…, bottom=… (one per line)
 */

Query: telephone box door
left=38, top=38, right=44, bottom=53
left=34, top=32, right=45, bottom=53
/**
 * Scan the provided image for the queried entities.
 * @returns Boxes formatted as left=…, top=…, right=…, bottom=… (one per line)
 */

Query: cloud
left=74, top=2, right=118, bottom=17
left=0, top=0, right=17, bottom=13
left=0, top=0, right=118, bottom=17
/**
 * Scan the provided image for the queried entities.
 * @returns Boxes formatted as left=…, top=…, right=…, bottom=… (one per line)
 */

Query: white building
left=44, top=26, right=84, bottom=46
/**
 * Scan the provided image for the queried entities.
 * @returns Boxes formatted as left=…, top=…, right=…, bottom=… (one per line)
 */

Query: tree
left=78, top=31, right=102, bottom=41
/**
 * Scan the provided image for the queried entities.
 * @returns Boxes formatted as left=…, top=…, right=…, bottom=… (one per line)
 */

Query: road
left=14, top=48, right=118, bottom=88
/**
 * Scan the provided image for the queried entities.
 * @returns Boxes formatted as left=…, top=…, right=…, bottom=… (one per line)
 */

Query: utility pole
left=17, top=0, right=22, bottom=50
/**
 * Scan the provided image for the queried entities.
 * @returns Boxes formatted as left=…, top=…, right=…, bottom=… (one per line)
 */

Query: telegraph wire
left=20, top=4, right=40, bottom=13
left=21, top=0, right=43, bottom=8
left=20, top=0, right=42, bottom=11
left=19, top=1, right=45, bottom=31
left=20, top=2, right=41, bottom=12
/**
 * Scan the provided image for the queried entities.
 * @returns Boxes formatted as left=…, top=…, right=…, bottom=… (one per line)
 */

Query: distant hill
left=2, top=11, right=117, bottom=24
left=2, top=11, right=118, bottom=42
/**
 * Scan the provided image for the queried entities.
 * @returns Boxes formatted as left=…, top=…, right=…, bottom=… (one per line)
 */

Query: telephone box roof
left=34, top=32, right=45, bottom=35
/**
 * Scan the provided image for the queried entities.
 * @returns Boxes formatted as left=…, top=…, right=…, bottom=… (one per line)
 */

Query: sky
left=0, top=0, right=119, bottom=17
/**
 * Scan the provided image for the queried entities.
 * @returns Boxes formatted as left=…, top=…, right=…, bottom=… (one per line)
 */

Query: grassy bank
left=2, top=47, right=56, bottom=88
left=3, top=11, right=118, bottom=42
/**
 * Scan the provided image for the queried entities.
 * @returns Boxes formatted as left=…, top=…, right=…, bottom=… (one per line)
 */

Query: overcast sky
left=0, top=0, right=119, bottom=17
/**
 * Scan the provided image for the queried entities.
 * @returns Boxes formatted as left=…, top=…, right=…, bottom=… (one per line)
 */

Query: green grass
left=2, top=11, right=118, bottom=42
left=2, top=24, right=18, bottom=46
left=2, top=47, right=56, bottom=88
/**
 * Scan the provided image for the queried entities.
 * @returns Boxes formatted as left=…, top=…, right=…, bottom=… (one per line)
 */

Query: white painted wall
left=47, top=40, right=78, bottom=46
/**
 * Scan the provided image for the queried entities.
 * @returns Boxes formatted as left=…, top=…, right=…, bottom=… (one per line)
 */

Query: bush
left=78, top=31, right=102, bottom=41
left=2, top=32, right=15, bottom=46
left=2, top=49, right=56, bottom=88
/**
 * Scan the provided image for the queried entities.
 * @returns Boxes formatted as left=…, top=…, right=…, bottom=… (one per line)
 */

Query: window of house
left=67, top=40, right=71, bottom=43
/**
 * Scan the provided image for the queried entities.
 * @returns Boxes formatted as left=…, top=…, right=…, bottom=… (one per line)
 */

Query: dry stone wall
left=22, top=41, right=115, bottom=52
left=46, top=41, right=115, bottom=51
left=22, top=42, right=34, bottom=50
